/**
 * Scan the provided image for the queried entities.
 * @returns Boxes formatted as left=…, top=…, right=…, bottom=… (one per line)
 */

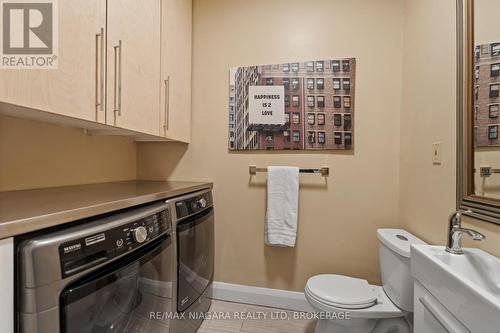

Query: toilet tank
left=377, top=229, right=426, bottom=312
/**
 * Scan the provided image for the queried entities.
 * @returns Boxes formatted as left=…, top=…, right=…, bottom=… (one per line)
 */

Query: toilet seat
left=305, top=276, right=406, bottom=319
left=305, top=274, right=378, bottom=309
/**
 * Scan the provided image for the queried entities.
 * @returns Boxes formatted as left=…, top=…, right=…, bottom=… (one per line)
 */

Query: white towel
left=265, top=166, right=299, bottom=247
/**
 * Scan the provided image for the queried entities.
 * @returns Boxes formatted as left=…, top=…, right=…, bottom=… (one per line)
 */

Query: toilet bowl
left=304, top=229, right=426, bottom=333
left=305, top=274, right=409, bottom=333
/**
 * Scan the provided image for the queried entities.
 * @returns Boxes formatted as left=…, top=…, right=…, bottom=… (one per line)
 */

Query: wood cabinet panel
left=0, top=0, right=106, bottom=123
left=107, top=0, right=161, bottom=136
left=160, top=0, right=192, bottom=142
left=0, top=0, right=192, bottom=141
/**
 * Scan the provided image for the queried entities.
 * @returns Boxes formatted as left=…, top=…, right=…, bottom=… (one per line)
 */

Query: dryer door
left=176, top=207, right=214, bottom=312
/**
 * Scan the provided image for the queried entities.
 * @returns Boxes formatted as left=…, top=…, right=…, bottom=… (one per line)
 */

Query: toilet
left=305, top=229, right=426, bottom=333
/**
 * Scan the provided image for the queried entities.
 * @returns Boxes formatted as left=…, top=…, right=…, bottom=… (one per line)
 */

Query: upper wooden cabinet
left=0, top=0, right=192, bottom=141
left=107, top=0, right=161, bottom=136
left=160, top=0, right=192, bottom=142
left=0, top=0, right=107, bottom=123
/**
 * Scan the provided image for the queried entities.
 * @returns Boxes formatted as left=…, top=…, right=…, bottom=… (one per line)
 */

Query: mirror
left=458, top=0, right=500, bottom=222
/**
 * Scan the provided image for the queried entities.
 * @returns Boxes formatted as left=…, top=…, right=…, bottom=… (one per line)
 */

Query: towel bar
left=249, top=166, right=329, bottom=177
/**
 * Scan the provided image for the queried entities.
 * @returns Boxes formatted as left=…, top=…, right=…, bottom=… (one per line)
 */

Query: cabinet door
left=413, top=281, right=470, bottom=333
left=0, top=0, right=106, bottom=123
left=160, top=0, right=192, bottom=142
left=107, top=0, right=161, bottom=135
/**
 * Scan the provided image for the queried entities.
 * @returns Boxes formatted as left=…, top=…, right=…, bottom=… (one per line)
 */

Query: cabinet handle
left=95, top=28, right=104, bottom=115
left=113, top=40, right=122, bottom=117
left=163, top=76, right=170, bottom=134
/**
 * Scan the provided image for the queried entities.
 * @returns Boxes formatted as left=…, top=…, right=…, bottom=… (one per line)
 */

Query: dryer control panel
left=174, top=191, right=213, bottom=220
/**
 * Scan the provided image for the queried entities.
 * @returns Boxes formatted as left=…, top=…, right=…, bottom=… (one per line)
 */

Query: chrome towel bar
left=249, top=166, right=329, bottom=177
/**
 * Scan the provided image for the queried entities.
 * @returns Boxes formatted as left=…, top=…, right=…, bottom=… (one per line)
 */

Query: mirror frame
left=457, top=0, right=500, bottom=223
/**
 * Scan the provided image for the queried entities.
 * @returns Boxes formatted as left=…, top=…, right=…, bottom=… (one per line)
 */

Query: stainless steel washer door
left=60, top=235, right=173, bottom=333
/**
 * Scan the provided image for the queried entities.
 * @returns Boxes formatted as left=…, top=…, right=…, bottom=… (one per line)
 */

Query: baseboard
left=212, top=281, right=313, bottom=313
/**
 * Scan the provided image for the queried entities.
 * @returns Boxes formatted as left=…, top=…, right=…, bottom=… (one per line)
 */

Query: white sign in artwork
left=248, top=85, right=285, bottom=126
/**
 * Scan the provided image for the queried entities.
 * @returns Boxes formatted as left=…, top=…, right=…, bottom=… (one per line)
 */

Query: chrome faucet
left=446, top=210, right=486, bottom=254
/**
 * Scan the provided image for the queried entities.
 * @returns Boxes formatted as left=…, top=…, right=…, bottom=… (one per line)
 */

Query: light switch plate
left=480, top=165, right=491, bottom=177
left=432, top=142, right=442, bottom=165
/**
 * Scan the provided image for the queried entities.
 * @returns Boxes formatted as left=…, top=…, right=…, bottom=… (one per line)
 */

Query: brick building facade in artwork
left=234, top=66, right=260, bottom=150
left=231, top=59, right=356, bottom=150
left=228, top=84, right=236, bottom=150
left=474, top=42, right=500, bottom=147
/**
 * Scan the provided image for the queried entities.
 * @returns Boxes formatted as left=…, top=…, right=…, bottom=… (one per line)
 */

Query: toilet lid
left=306, top=274, right=378, bottom=309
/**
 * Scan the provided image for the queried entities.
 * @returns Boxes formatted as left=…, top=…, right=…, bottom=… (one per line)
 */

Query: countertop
left=0, top=180, right=212, bottom=239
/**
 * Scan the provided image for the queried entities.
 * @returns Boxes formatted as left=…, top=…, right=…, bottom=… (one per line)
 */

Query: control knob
left=196, top=198, right=207, bottom=208
left=133, top=226, right=148, bottom=243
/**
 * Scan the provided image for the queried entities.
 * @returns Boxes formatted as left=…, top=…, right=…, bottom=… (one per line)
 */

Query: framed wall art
left=228, top=59, right=356, bottom=151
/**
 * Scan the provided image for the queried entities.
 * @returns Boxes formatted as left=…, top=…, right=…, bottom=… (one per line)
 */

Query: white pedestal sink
left=411, top=245, right=500, bottom=333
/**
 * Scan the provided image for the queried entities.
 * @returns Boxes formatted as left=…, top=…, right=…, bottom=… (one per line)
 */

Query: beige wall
left=474, top=149, right=500, bottom=198
left=138, top=0, right=406, bottom=291
left=0, top=115, right=137, bottom=191
left=474, top=0, right=500, bottom=45
left=399, top=0, right=500, bottom=256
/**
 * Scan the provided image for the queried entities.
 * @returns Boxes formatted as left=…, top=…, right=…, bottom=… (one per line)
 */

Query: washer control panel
left=59, top=207, right=170, bottom=278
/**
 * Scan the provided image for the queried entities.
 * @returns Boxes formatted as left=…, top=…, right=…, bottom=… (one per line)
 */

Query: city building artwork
left=229, top=59, right=356, bottom=150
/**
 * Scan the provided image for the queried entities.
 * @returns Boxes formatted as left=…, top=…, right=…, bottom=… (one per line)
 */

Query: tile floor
left=197, top=300, right=316, bottom=333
